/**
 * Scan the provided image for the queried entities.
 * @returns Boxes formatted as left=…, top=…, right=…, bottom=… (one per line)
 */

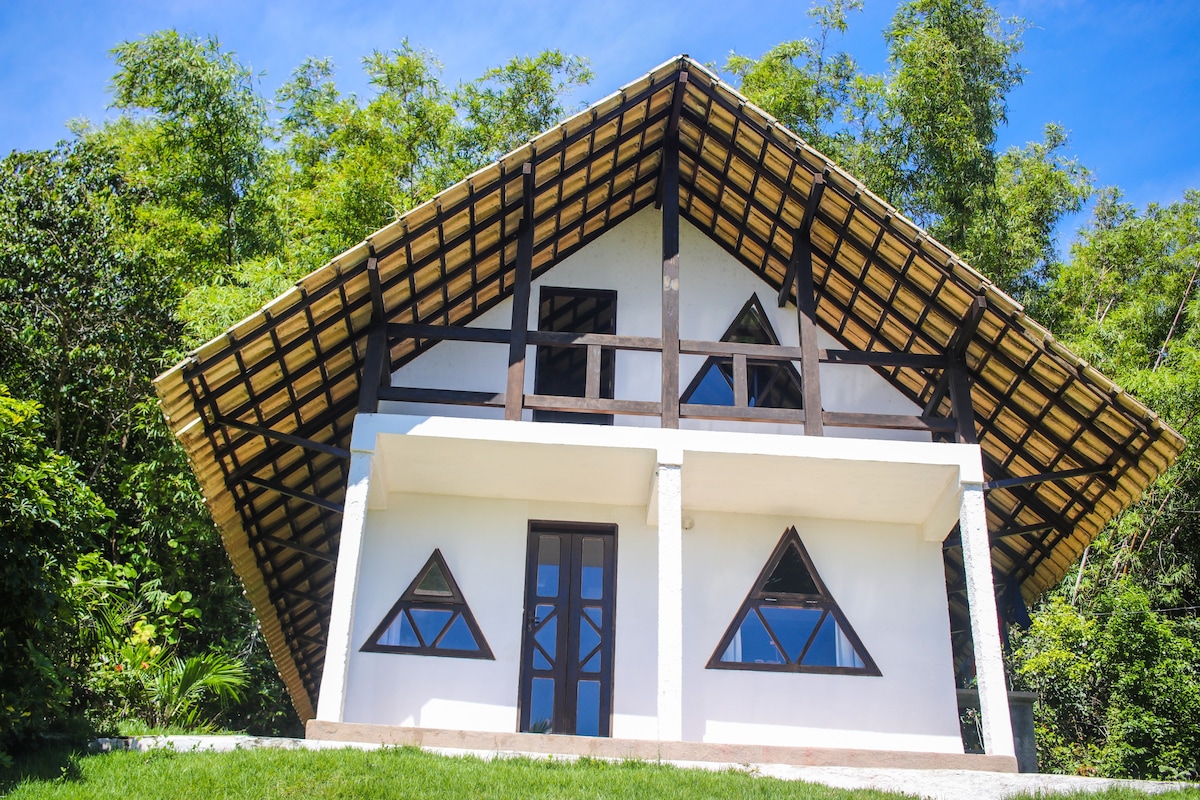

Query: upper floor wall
left=386, top=207, right=927, bottom=441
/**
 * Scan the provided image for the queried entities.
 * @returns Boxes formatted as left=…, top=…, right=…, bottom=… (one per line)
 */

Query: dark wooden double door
left=518, top=523, right=616, bottom=737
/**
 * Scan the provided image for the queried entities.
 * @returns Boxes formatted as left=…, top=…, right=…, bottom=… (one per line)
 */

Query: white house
left=155, top=56, right=1183, bottom=773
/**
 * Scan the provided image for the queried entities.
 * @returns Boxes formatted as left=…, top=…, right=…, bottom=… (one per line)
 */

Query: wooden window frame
left=707, top=527, right=880, bottom=676
left=361, top=549, right=494, bottom=660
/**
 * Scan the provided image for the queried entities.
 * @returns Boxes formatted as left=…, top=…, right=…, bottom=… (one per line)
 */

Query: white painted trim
left=656, top=460, right=684, bottom=741
left=315, top=445, right=376, bottom=722
left=959, top=482, right=1015, bottom=757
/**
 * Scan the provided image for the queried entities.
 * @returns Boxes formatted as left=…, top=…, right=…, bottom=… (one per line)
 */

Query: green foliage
left=109, top=30, right=274, bottom=274
left=0, top=389, right=110, bottom=753
left=728, top=1, right=1088, bottom=299
left=1014, top=590, right=1200, bottom=779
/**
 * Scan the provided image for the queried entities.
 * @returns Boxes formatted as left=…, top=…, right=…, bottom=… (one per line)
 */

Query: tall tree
left=109, top=31, right=274, bottom=278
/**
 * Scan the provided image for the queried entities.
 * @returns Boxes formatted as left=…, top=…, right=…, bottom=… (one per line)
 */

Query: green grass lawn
left=2, top=745, right=1197, bottom=800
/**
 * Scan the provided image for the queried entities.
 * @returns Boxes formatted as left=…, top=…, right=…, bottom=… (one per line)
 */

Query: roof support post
left=315, top=446, right=375, bottom=723
left=661, top=123, right=681, bottom=429
left=653, top=448, right=684, bottom=741
left=948, top=296, right=986, bottom=445
left=506, top=162, right=536, bottom=421
left=788, top=174, right=827, bottom=435
left=357, top=246, right=389, bottom=415
left=959, top=482, right=1017, bottom=760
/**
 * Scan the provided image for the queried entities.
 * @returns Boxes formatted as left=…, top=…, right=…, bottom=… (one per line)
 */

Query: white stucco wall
left=684, top=511, right=961, bottom=752
left=384, top=206, right=927, bottom=440
left=340, top=485, right=962, bottom=753
left=342, top=493, right=661, bottom=740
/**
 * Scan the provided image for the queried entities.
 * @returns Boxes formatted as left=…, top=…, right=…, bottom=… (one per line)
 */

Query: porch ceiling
left=154, top=55, right=1184, bottom=719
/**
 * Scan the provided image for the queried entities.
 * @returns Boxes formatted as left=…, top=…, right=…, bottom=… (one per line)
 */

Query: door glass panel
left=581, top=651, right=600, bottom=673
left=409, top=608, right=453, bottom=646
left=536, top=536, right=560, bottom=597
left=576, top=680, right=601, bottom=737
left=580, top=538, right=604, bottom=599
left=534, top=648, right=552, bottom=670
left=533, top=604, right=557, bottom=657
left=529, top=677, right=555, bottom=734
left=579, top=611, right=601, bottom=661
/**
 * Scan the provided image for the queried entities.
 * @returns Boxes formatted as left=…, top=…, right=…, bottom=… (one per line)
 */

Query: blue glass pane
left=537, top=536, right=560, bottom=597
left=801, top=613, right=839, bottom=667
left=580, top=538, right=604, bottom=599
left=576, top=680, right=601, bottom=736
left=721, top=610, right=784, bottom=664
left=379, top=611, right=420, bottom=648
left=409, top=608, right=453, bottom=646
left=579, top=610, right=601, bottom=662
left=534, top=605, right=557, bottom=657
left=529, top=677, right=554, bottom=734
left=584, top=607, right=602, bottom=627
left=581, top=651, right=600, bottom=673
left=534, top=648, right=552, bottom=670
left=689, top=362, right=734, bottom=405
left=759, top=606, right=823, bottom=663
left=835, top=624, right=865, bottom=669
left=436, top=613, right=479, bottom=651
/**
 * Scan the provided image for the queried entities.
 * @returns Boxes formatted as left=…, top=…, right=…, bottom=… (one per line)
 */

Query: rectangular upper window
left=533, top=287, right=616, bottom=425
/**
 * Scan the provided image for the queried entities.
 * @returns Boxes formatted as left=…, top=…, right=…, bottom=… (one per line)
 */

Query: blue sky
left=3, top=1, right=1199, bottom=244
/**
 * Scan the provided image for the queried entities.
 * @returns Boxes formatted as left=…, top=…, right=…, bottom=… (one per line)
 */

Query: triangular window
left=708, top=528, right=879, bottom=675
left=681, top=294, right=804, bottom=408
left=362, top=550, right=494, bottom=659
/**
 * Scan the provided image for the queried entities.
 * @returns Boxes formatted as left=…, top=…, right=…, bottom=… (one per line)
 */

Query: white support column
left=960, top=481, right=1016, bottom=758
left=314, top=445, right=375, bottom=722
left=655, top=448, right=684, bottom=742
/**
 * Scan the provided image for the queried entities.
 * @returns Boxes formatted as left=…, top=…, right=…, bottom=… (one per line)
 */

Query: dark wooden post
left=949, top=296, right=986, bottom=445
left=506, top=162, right=535, bottom=421
left=358, top=247, right=388, bottom=414
left=661, top=130, right=681, bottom=429
left=788, top=174, right=827, bottom=436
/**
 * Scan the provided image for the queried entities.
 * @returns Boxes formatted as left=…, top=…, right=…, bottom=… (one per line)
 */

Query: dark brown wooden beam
left=366, top=246, right=384, bottom=324
left=823, top=411, right=957, bottom=433
left=778, top=173, right=827, bottom=308
left=357, top=326, right=388, bottom=415
left=661, top=126, right=681, bottom=428
left=657, top=70, right=689, bottom=210
left=505, top=163, right=536, bottom=421
left=218, top=417, right=351, bottom=460
left=256, top=533, right=337, bottom=564
left=523, top=395, right=662, bottom=416
left=794, top=174, right=826, bottom=435
left=388, top=322, right=510, bottom=345
left=681, top=404, right=806, bottom=424
left=732, top=353, right=748, bottom=408
left=242, top=475, right=344, bottom=515
left=821, top=349, right=947, bottom=369
left=377, top=387, right=506, bottom=407
left=585, top=344, right=601, bottom=399
left=527, top=331, right=662, bottom=350
left=984, top=464, right=1113, bottom=492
